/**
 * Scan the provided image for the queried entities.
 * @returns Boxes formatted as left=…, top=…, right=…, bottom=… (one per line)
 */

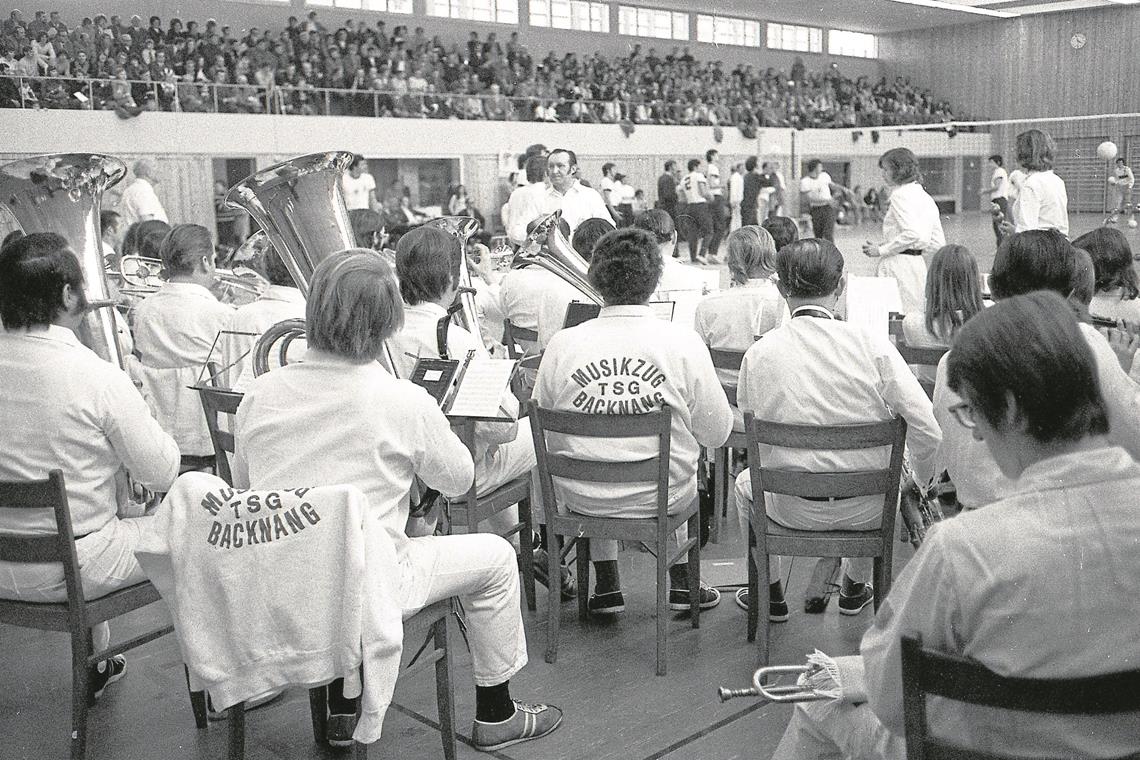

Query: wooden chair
left=743, top=415, right=907, bottom=666
left=503, top=320, right=542, bottom=406
left=900, top=633, right=1140, bottom=760
left=447, top=419, right=536, bottom=611
left=222, top=599, right=458, bottom=760
left=894, top=339, right=948, bottom=400
left=197, top=385, right=245, bottom=486
left=706, top=347, right=748, bottom=544
left=0, top=470, right=187, bottom=760
left=502, top=319, right=539, bottom=359
left=529, top=402, right=701, bottom=676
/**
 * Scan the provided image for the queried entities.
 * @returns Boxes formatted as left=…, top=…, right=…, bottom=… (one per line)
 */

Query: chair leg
left=227, top=703, right=246, bottom=760
left=688, top=512, right=701, bottom=629
left=711, top=447, right=726, bottom=544
left=872, top=557, right=885, bottom=612
left=434, top=617, right=457, bottom=760
left=353, top=739, right=369, bottom=759
left=544, top=521, right=561, bottom=665
left=746, top=526, right=758, bottom=642
left=757, top=543, right=771, bottom=669
left=70, top=633, right=92, bottom=760
left=576, top=538, right=591, bottom=623
left=308, top=686, right=328, bottom=744
left=186, top=665, right=208, bottom=729
left=656, top=535, right=668, bottom=677
left=518, top=497, right=536, bottom=612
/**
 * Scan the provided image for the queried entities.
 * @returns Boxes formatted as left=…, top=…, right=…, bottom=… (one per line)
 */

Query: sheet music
left=446, top=358, right=518, bottom=418
left=845, top=275, right=902, bottom=336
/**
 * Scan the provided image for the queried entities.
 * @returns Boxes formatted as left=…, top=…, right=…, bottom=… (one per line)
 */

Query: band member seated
left=232, top=250, right=562, bottom=750
left=694, top=225, right=786, bottom=392
left=0, top=233, right=180, bottom=697
left=348, top=208, right=390, bottom=256
left=1073, top=226, right=1140, bottom=325
left=219, top=247, right=306, bottom=390
left=732, top=239, right=940, bottom=618
left=762, top=216, right=800, bottom=254
left=132, top=224, right=234, bottom=459
left=533, top=216, right=614, bottom=349
left=388, top=227, right=538, bottom=541
left=500, top=215, right=579, bottom=354
left=772, top=291, right=1140, bottom=760
left=932, top=229, right=1140, bottom=509
left=633, top=209, right=708, bottom=296
left=534, top=228, right=733, bottom=614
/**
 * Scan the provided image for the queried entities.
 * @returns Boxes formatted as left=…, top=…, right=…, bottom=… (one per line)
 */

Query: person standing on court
left=705, top=149, right=728, bottom=260
left=656, top=160, right=680, bottom=225
left=680, top=157, right=715, bottom=264
left=741, top=157, right=763, bottom=227
left=799, top=159, right=853, bottom=242
left=862, top=148, right=945, bottom=315
left=983, top=154, right=1010, bottom=246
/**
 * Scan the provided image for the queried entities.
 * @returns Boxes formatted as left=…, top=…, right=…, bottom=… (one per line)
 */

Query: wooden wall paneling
left=1053, top=136, right=1108, bottom=213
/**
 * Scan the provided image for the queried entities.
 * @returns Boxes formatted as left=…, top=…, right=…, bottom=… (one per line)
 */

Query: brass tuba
left=511, top=209, right=603, bottom=305
left=0, top=153, right=127, bottom=369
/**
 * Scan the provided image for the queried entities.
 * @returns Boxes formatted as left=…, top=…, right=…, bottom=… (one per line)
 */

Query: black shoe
left=587, top=590, right=625, bottom=615
left=326, top=713, right=357, bottom=748
left=668, top=583, right=721, bottom=611
left=733, top=588, right=788, bottom=621
left=838, top=583, right=874, bottom=615
left=804, top=596, right=830, bottom=614
left=532, top=548, right=577, bottom=601
left=91, top=655, right=126, bottom=700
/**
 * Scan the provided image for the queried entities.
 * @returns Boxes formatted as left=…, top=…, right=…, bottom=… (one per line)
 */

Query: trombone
left=117, top=254, right=266, bottom=297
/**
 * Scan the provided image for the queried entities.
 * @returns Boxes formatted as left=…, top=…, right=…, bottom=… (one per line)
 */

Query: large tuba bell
left=512, top=209, right=603, bottom=305
left=0, top=153, right=127, bottom=369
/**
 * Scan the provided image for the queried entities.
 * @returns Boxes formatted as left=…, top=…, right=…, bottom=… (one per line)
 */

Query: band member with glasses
left=233, top=250, right=562, bottom=750
left=771, top=291, right=1140, bottom=760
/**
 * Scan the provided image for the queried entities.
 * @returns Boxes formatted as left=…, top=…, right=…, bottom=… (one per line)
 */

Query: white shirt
left=118, top=177, right=168, bottom=227
left=680, top=171, right=709, bottom=204
left=599, top=176, right=616, bottom=206
left=0, top=325, right=179, bottom=536
left=738, top=311, right=941, bottom=525
left=1011, top=169, right=1069, bottom=236
left=728, top=172, right=744, bottom=206
left=706, top=163, right=722, bottom=197
left=498, top=266, right=579, bottom=333
left=505, top=181, right=550, bottom=245
left=989, top=166, right=1009, bottom=199
left=877, top=182, right=946, bottom=257
left=799, top=172, right=833, bottom=206
left=340, top=171, right=377, bottom=211
left=1089, top=291, right=1140, bottom=326
left=1111, top=164, right=1135, bottom=189
left=219, top=285, right=307, bottom=390
left=861, top=446, right=1140, bottom=758
left=505, top=179, right=614, bottom=246
left=932, top=322, right=1140, bottom=508
left=534, top=305, right=733, bottom=516
left=694, top=278, right=785, bottom=384
left=233, top=353, right=474, bottom=559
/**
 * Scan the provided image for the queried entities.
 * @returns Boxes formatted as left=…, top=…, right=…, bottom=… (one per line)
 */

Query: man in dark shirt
left=656, top=160, right=679, bottom=223
left=741, top=156, right=762, bottom=227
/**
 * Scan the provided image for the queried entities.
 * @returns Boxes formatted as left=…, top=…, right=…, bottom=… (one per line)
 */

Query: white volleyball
left=1098, top=141, right=1119, bottom=161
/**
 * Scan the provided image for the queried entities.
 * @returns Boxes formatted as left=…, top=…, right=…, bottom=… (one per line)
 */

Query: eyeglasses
left=947, top=401, right=977, bottom=430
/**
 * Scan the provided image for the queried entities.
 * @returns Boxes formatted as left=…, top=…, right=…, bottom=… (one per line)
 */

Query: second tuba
left=0, top=153, right=127, bottom=369
left=511, top=209, right=603, bottom=305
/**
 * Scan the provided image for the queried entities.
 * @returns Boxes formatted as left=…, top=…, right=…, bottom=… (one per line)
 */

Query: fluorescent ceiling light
left=883, top=0, right=1020, bottom=17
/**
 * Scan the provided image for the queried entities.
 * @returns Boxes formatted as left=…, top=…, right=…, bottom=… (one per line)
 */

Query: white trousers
left=475, top=417, right=541, bottom=541
left=400, top=533, right=528, bottom=687
left=771, top=698, right=903, bottom=760
left=876, top=254, right=927, bottom=317
left=733, top=471, right=877, bottom=583
left=555, top=497, right=692, bottom=563
left=0, top=516, right=153, bottom=651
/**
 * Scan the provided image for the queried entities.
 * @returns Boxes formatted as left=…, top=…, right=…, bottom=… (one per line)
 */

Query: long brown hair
left=925, top=244, right=984, bottom=340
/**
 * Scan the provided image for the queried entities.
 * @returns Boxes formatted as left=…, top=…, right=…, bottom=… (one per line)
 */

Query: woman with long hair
left=1072, top=226, right=1140, bottom=324
left=1009, top=129, right=1069, bottom=236
left=901, top=244, right=984, bottom=386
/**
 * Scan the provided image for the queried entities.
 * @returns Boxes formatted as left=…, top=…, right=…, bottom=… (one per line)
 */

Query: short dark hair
left=2, top=229, right=24, bottom=248
left=744, top=156, right=758, bottom=172
left=990, top=229, right=1074, bottom=300
left=762, top=216, right=799, bottom=253
left=122, top=220, right=171, bottom=259
left=571, top=217, right=615, bottom=261
left=548, top=148, right=577, bottom=167
left=524, top=154, right=546, bottom=184
left=100, top=210, right=121, bottom=235
left=0, top=233, right=83, bottom=329
left=349, top=208, right=385, bottom=250
left=159, top=224, right=214, bottom=276
left=806, top=158, right=823, bottom=173
left=262, top=248, right=295, bottom=288
left=948, top=291, right=1108, bottom=445
left=307, top=249, right=403, bottom=362
left=588, top=228, right=662, bottom=306
left=988, top=154, right=1003, bottom=167
left=878, top=147, right=920, bottom=184
left=687, top=158, right=701, bottom=172
left=1015, top=129, right=1054, bottom=171
left=601, top=162, right=615, bottom=176
left=664, top=160, right=676, bottom=172
left=395, top=226, right=460, bottom=306
left=1072, top=226, right=1139, bottom=300
left=705, top=149, right=718, bottom=162
left=632, top=209, right=674, bottom=244
left=776, top=238, right=843, bottom=298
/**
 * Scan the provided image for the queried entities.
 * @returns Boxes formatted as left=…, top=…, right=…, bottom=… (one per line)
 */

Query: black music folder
left=410, top=350, right=518, bottom=419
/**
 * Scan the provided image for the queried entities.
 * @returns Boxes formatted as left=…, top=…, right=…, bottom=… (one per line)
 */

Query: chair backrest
left=743, top=415, right=907, bottom=533
left=503, top=319, right=539, bottom=360
left=707, top=347, right=747, bottom=372
left=0, top=470, right=88, bottom=613
left=888, top=312, right=904, bottom=339
left=197, top=387, right=245, bottom=486
left=527, top=401, right=673, bottom=521
left=901, top=633, right=1140, bottom=760
left=895, top=339, right=948, bottom=400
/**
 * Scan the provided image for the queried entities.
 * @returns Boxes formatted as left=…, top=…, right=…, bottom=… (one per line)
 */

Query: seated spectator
left=534, top=228, right=732, bottom=614
left=1073, top=226, right=1140, bottom=325
left=771, top=290, right=1140, bottom=760
left=900, top=244, right=984, bottom=385
left=761, top=215, right=799, bottom=253
left=732, top=238, right=940, bottom=617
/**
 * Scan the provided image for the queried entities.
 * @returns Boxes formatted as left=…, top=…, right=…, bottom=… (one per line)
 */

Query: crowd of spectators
left=0, top=7, right=958, bottom=127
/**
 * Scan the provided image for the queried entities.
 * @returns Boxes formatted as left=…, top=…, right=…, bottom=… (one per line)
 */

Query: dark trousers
left=991, top=196, right=1010, bottom=245
left=741, top=204, right=758, bottom=227
left=809, top=204, right=836, bottom=242
left=708, top=195, right=728, bottom=257
left=683, top=202, right=713, bottom=261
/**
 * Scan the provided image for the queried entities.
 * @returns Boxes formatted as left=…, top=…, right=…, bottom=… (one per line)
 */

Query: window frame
left=766, top=22, right=824, bottom=54
left=695, top=13, right=761, bottom=48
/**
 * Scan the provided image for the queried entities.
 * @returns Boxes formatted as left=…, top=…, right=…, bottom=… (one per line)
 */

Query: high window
left=427, top=0, right=519, bottom=24
left=617, top=6, right=688, bottom=40
left=696, top=14, right=761, bottom=47
left=529, top=0, right=609, bottom=32
left=305, top=0, right=413, bottom=13
left=766, top=22, right=824, bottom=53
left=828, top=29, right=878, bottom=58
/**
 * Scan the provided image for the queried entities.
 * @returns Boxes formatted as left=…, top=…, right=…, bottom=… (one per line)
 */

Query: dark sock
left=668, top=562, right=689, bottom=589
left=475, top=681, right=514, bottom=723
left=841, top=574, right=865, bottom=596
left=535, top=525, right=547, bottom=551
left=327, top=678, right=357, bottom=715
left=769, top=580, right=786, bottom=603
left=593, top=560, right=620, bottom=594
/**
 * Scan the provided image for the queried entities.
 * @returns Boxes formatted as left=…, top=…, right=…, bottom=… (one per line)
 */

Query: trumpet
left=117, top=254, right=267, bottom=302
left=718, top=665, right=835, bottom=703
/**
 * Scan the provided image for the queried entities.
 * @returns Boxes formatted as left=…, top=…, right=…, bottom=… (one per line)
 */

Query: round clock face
left=1071, top=33, right=1087, bottom=49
